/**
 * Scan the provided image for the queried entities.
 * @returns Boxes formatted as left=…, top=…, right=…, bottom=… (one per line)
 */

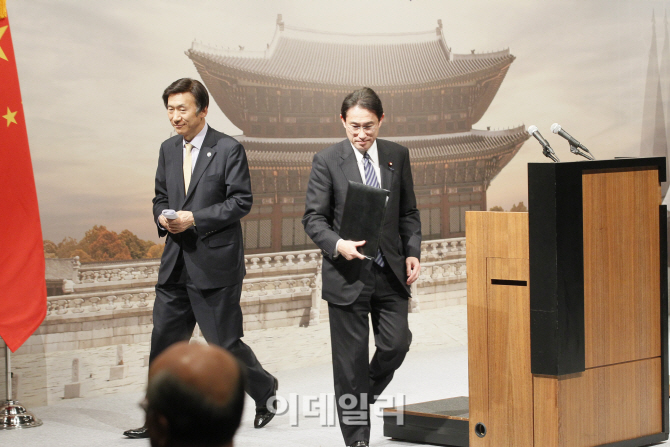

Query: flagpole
left=0, top=340, right=42, bottom=429
left=4, top=344, right=9, bottom=401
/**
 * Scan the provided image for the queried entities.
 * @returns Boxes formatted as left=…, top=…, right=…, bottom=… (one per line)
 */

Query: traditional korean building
left=187, top=15, right=528, bottom=254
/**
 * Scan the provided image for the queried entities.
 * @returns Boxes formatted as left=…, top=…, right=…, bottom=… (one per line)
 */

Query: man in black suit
left=302, top=87, right=421, bottom=447
left=124, top=78, right=277, bottom=438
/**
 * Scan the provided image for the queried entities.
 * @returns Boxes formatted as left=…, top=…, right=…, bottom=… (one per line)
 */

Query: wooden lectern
left=384, top=157, right=668, bottom=447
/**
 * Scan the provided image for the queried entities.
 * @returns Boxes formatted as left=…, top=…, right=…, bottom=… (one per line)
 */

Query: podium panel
left=582, top=167, right=661, bottom=368
left=534, top=358, right=662, bottom=447
left=466, top=212, right=529, bottom=447
left=383, top=157, right=668, bottom=447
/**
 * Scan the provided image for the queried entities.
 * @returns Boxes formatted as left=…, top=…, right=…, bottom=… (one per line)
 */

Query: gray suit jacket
left=152, top=126, right=252, bottom=289
left=302, top=139, right=421, bottom=305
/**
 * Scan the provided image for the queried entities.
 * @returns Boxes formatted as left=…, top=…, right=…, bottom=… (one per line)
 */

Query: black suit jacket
left=302, top=139, right=421, bottom=305
left=152, top=126, right=251, bottom=289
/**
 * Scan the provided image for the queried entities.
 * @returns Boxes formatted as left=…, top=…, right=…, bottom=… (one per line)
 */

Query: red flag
left=0, top=4, right=47, bottom=352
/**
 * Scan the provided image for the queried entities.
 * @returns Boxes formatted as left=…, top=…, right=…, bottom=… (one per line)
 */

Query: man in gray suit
left=303, top=87, right=421, bottom=447
left=124, top=78, right=276, bottom=438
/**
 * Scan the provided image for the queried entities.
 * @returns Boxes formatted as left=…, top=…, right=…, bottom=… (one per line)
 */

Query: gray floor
left=2, top=302, right=669, bottom=447
left=0, top=345, right=469, bottom=447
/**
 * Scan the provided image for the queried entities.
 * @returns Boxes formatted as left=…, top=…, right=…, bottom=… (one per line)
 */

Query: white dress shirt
left=350, top=139, right=382, bottom=186
left=183, top=123, right=209, bottom=172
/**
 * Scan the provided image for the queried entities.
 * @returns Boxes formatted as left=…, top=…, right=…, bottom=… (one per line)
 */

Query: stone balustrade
left=46, top=288, right=156, bottom=318
left=241, top=274, right=315, bottom=298
left=69, top=238, right=464, bottom=287
left=244, top=250, right=321, bottom=275
left=419, top=238, right=466, bottom=262
left=48, top=238, right=466, bottom=321
left=78, top=264, right=160, bottom=284
left=418, top=258, right=467, bottom=285
left=30, top=237, right=467, bottom=356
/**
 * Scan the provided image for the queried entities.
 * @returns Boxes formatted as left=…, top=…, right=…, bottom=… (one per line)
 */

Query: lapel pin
left=388, top=162, right=394, bottom=171
left=207, top=152, right=212, bottom=157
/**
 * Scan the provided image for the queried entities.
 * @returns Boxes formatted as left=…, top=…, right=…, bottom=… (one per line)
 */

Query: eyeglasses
left=346, top=123, right=378, bottom=134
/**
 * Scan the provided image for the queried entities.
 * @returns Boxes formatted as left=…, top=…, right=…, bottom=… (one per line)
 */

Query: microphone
left=550, top=123, right=595, bottom=160
left=528, top=125, right=560, bottom=162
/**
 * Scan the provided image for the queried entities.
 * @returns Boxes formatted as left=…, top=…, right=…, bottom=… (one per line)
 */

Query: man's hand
left=337, top=240, right=367, bottom=261
left=158, top=214, right=169, bottom=230
left=406, top=256, right=420, bottom=285
left=163, top=211, right=195, bottom=234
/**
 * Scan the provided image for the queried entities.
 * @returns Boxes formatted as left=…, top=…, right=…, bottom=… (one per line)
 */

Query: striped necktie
left=184, top=143, right=193, bottom=195
left=362, top=152, right=385, bottom=267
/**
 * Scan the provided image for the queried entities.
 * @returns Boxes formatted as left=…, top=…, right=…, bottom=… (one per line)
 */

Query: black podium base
left=383, top=396, right=469, bottom=447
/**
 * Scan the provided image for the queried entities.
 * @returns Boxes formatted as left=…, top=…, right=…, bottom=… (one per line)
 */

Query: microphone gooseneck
left=528, top=125, right=560, bottom=162
left=551, top=123, right=595, bottom=160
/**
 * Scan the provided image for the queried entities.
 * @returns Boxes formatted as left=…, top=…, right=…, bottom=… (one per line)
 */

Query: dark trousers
left=150, top=267, right=275, bottom=406
left=328, top=262, right=412, bottom=445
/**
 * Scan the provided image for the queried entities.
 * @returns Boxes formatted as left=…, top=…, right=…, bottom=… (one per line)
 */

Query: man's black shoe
left=254, top=377, right=278, bottom=428
left=123, top=424, right=149, bottom=439
left=349, top=442, right=369, bottom=447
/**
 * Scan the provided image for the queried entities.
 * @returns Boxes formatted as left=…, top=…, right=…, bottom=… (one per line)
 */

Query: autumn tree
left=88, top=229, right=132, bottom=261
left=146, top=243, right=165, bottom=259
left=43, top=240, right=58, bottom=258
left=44, top=225, right=160, bottom=262
left=120, top=230, right=155, bottom=259
left=55, top=237, right=78, bottom=259
left=71, top=249, right=93, bottom=263
left=510, top=201, right=528, bottom=212
left=78, top=225, right=108, bottom=254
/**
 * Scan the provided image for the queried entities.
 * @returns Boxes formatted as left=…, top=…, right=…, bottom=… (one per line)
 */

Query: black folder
left=339, top=180, right=389, bottom=258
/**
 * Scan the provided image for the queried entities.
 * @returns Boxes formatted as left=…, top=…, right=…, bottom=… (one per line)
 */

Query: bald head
left=150, top=342, right=241, bottom=406
left=146, top=342, right=245, bottom=447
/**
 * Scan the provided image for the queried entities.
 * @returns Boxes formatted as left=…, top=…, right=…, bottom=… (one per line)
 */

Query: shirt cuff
left=334, top=238, right=343, bottom=258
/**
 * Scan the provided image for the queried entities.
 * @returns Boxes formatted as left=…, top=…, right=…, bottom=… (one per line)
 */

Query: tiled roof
left=240, top=126, right=529, bottom=166
left=188, top=31, right=514, bottom=88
